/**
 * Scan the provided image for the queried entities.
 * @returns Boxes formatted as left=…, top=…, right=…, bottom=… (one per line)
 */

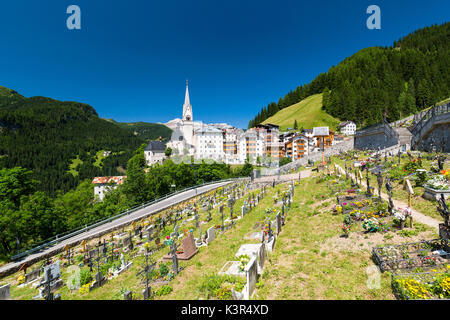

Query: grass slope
left=262, top=94, right=341, bottom=131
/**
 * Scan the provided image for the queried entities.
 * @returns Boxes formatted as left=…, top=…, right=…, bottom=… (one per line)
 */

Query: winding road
left=0, top=180, right=239, bottom=278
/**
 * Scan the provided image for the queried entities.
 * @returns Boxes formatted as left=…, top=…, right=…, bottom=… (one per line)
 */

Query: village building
left=92, top=176, right=126, bottom=201
left=338, top=121, right=356, bottom=135
left=144, top=140, right=166, bottom=166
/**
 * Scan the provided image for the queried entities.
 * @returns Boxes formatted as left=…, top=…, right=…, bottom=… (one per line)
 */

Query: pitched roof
left=92, top=176, right=126, bottom=185
left=338, top=121, right=355, bottom=128
left=144, top=140, right=165, bottom=151
left=312, top=127, right=329, bottom=136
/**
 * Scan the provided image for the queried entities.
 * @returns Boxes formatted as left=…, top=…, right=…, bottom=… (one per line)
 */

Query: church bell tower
left=182, top=80, right=193, bottom=122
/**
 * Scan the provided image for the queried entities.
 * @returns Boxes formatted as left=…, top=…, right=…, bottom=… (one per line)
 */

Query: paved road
left=0, top=180, right=237, bottom=277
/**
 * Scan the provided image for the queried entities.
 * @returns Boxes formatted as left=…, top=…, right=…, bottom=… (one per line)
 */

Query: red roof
left=92, top=176, right=126, bottom=185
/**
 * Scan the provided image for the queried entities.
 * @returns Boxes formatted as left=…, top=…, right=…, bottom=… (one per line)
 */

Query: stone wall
left=418, top=123, right=450, bottom=152
left=273, top=138, right=354, bottom=174
left=354, top=123, right=399, bottom=150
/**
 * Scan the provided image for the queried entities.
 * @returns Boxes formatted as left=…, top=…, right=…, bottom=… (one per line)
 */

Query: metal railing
left=11, top=177, right=249, bottom=261
left=411, top=102, right=450, bottom=139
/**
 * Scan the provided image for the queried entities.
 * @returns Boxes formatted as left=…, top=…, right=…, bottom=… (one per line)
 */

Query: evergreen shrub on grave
left=373, top=239, right=450, bottom=272
left=392, top=266, right=450, bottom=300
left=197, top=274, right=246, bottom=300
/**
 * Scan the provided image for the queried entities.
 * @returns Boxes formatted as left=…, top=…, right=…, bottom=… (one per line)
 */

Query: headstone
left=88, top=249, right=98, bottom=260
left=25, top=269, right=41, bottom=283
left=0, top=284, right=11, bottom=300
left=124, top=290, right=132, bottom=300
left=276, top=212, right=282, bottom=235
left=243, top=256, right=258, bottom=300
left=142, top=287, right=151, bottom=300
left=206, top=227, right=216, bottom=245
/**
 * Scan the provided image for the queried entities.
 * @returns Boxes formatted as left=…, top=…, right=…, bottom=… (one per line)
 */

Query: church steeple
left=182, top=80, right=193, bottom=121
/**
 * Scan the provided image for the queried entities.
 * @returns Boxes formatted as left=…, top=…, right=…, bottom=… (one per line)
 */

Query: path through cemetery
left=0, top=180, right=237, bottom=277
left=253, top=169, right=312, bottom=184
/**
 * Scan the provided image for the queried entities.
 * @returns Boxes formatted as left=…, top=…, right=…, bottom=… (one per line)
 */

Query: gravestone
left=142, top=287, right=151, bottom=300
left=206, top=227, right=216, bottom=245
left=243, top=256, right=258, bottom=300
left=276, top=212, right=282, bottom=235
left=0, top=284, right=11, bottom=300
left=123, top=237, right=133, bottom=250
left=124, top=290, right=132, bottom=300
left=88, top=249, right=98, bottom=260
left=257, top=242, right=266, bottom=274
left=177, top=233, right=198, bottom=260
left=25, top=268, right=41, bottom=284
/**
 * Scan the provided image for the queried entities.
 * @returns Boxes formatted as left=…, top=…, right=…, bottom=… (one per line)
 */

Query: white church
left=165, top=81, right=234, bottom=160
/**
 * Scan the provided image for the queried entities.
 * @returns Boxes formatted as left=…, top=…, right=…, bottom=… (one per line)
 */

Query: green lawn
left=262, top=94, right=341, bottom=131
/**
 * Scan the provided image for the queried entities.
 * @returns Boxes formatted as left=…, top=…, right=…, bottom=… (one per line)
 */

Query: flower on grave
left=363, top=218, right=380, bottom=232
left=78, top=282, right=92, bottom=294
left=17, top=275, right=25, bottom=285
left=341, top=223, right=351, bottom=235
left=394, top=210, right=406, bottom=221
left=238, top=254, right=250, bottom=272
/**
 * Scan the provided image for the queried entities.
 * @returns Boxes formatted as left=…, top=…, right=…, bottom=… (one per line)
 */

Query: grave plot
left=332, top=150, right=449, bottom=222
left=391, top=266, right=450, bottom=300
left=213, top=184, right=293, bottom=300
left=372, top=239, right=450, bottom=272
left=327, top=164, right=423, bottom=238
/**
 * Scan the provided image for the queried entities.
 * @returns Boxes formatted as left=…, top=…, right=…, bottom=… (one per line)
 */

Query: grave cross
left=38, top=268, right=59, bottom=300
left=437, top=194, right=450, bottom=229
left=170, top=240, right=179, bottom=275
left=376, top=172, right=383, bottom=201
left=385, top=177, right=394, bottom=214
left=64, top=245, right=74, bottom=266
left=194, top=210, right=199, bottom=229
left=365, top=166, right=371, bottom=196
left=136, top=247, right=156, bottom=300
left=220, top=205, right=224, bottom=232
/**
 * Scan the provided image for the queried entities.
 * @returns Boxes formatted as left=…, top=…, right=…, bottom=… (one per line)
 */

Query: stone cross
left=437, top=194, right=449, bottom=228
left=376, top=172, right=383, bottom=200
left=170, top=240, right=179, bottom=275
left=385, top=177, right=394, bottom=214
left=365, top=167, right=371, bottom=196
left=220, top=205, right=224, bottom=232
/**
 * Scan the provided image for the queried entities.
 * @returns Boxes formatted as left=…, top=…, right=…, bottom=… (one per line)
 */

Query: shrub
left=156, top=285, right=173, bottom=296
left=159, top=263, right=169, bottom=277
left=79, top=268, right=93, bottom=286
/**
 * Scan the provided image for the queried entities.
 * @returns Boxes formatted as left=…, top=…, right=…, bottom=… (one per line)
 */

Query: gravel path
left=338, top=165, right=441, bottom=231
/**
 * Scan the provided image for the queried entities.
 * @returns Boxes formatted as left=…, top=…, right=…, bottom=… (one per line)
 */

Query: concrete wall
left=417, top=123, right=450, bottom=152
left=273, top=138, right=354, bottom=174
left=354, top=123, right=398, bottom=150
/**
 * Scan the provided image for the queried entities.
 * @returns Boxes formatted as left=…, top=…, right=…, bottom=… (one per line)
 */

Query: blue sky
left=0, top=1, right=448, bottom=129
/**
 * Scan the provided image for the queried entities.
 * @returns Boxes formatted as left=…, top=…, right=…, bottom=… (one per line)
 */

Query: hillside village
left=144, top=82, right=355, bottom=167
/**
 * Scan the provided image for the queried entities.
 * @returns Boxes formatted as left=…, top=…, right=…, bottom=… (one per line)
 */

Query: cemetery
left=0, top=150, right=449, bottom=300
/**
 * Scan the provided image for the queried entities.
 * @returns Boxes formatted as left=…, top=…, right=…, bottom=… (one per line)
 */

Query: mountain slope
left=262, top=94, right=340, bottom=131
left=105, top=120, right=172, bottom=142
left=249, top=22, right=450, bottom=128
left=0, top=88, right=145, bottom=196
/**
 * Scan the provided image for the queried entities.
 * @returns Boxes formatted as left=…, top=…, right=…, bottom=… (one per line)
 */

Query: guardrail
left=410, top=102, right=450, bottom=139
left=11, top=177, right=249, bottom=261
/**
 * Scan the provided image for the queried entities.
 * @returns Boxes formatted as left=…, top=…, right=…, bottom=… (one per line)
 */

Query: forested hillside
left=105, top=120, right=173, bottom=143
left=249, top=22, right=450, bottom=128
left=0, top=87, right=144, bottom=196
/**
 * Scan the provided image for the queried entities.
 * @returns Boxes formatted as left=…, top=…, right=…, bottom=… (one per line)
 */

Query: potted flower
left=237, top=254, right=250, bottom=272
left=341, top=223, right=351, bottom=237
